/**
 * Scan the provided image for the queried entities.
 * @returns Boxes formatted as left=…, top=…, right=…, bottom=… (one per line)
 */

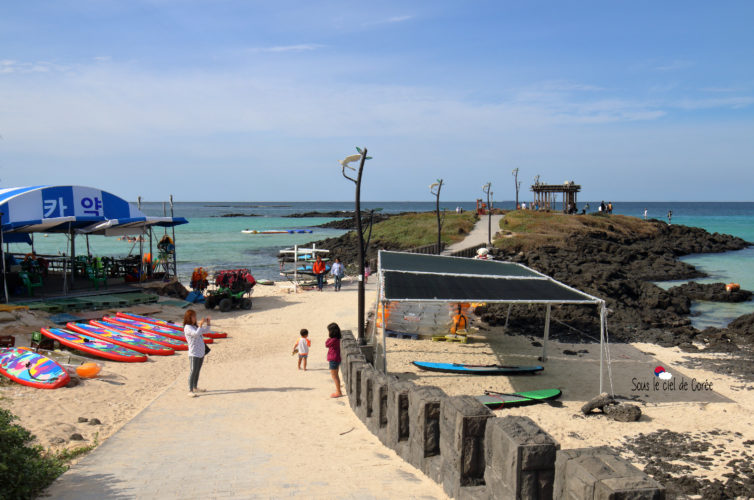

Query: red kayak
left=116, top=312, right=228, bottom=339
left=99, top=317, right=213, bottom=344
left=66, top=323, right=175, bottom=356
left=87, top=321, right=188, bottom=350
left=40, top=328, right=147, bottom=362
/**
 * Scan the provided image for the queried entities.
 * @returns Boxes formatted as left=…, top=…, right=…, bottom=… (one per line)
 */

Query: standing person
left=312, top=254, right=327, bottom=291
left=643, top=208, right=648, bottom=220
left=183, top=309, right=211, bottom=397
left=326, top=322, right=343, bottom=398
left=608, top=202, right=613, bottom=214
left=293, top=329, right=310, bottom=370
left=330, top=257, right=345, bottom=291
left=667, top=210, right=673, bottom=224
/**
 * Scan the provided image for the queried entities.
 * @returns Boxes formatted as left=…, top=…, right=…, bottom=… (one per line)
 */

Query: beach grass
left=369, top=211, right=477, bottom=248
left=334, top=211, right=477, bottom=249
left=496, top=210, right=658, bottom=251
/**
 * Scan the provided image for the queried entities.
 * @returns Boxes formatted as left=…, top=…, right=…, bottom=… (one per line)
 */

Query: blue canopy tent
left=0, top=185, right=188, bottom=301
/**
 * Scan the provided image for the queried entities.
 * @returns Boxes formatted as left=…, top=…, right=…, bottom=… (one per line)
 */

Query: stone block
left=407, top=386, right=447, bottom=476
left=341, top=329, right=355, bottom=341
left=348, top=362, right=367, bottom=411
left=484, top=416, right=559, bottom=499
left=554, top=447, right=665, bottom=500
left=386, top=380, right=415, bottom=457
left=364, top=371, right=391, bottom=440
left=345, top=354, right=365, bottom=397
left=355, top=363, right=377, bottom=422
left=440, top=396, right=492, bottom=497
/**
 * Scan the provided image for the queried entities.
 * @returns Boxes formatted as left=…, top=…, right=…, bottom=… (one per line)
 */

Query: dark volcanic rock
left=669, top=282, right=752, bottom=303
left=581, top=392, right=616, bottom=414
left=603, top=403, right=642, bottom=422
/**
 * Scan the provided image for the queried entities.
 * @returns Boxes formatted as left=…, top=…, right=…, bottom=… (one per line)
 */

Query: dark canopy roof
left=378, top=251, right=600, bottom=304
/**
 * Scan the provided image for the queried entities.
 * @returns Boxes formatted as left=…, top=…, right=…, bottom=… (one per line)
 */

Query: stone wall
left=340, top=330, right=665, bottom=499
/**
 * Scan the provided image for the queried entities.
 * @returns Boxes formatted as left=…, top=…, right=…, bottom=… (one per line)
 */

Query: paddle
left=483, top=389, right=536, bottom=401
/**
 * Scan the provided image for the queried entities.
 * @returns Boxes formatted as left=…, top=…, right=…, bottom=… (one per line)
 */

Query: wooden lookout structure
left=531, top=180, right=581, bottom=213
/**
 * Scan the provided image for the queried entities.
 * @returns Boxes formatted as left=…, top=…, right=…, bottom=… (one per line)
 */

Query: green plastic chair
left=19, top=272, right=43, bottom=296
left=85, top=264, right=108, bottom=290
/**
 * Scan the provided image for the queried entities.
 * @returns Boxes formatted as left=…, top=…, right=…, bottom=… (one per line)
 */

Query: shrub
left=0, top=408, right=67, bottom=500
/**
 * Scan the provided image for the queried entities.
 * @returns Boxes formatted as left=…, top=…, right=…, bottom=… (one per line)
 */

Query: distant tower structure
left=531, top=179, right=581, bottom=213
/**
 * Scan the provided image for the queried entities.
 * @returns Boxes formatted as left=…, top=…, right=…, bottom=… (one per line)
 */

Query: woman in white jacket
left=183, top=309, right=211, bottom=397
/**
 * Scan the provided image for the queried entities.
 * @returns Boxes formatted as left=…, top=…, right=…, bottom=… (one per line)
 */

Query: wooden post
left=542, top=304, right=551, bottom=361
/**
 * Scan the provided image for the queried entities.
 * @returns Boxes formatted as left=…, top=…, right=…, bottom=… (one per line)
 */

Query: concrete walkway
left=442, top=214, right=504, bottom=255
left=44, top=283, right=446, bottom=500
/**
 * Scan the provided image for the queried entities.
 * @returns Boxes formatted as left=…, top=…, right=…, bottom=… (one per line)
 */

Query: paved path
left=44, top=283, right=446, bottom=499
left=442, top=214, right=504, bottom=255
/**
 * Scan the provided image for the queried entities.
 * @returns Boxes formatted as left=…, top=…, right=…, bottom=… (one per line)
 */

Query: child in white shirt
left=292, top=329, right=311, bottom=370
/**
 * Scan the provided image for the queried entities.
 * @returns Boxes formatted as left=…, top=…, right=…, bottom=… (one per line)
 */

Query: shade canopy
left=0, top=186, right=187, bottom=235
left=376, top=250, right=611, bottom=394
left=378, top=251, right=600, bottom=304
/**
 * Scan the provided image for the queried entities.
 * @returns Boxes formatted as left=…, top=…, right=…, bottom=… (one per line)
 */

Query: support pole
left=0, top=214, right=8, bottom=303
left=69, top=224, right=76, bottom=287
left=293, top=244, right=298, bottom=293
left=170, top=195, right=177, bottom=279
left=382, top=300, right=387, bottom=375
left=542, top=304, right=551, bottom=361
left=504, top=303, right=512, bottom=330
left=599, top=301, right=606, bottom=393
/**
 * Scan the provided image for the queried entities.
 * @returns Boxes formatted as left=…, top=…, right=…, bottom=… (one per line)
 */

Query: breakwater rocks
left=476, top=222, right=754, bottom=372
left=317, top=218, right=754, bottom=370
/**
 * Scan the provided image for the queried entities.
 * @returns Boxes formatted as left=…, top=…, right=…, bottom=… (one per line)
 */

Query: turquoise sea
left=9, top=200, right=754, bottom=329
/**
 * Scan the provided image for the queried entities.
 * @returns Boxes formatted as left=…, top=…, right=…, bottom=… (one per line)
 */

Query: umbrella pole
left=0, top=219, right=8, bottom=303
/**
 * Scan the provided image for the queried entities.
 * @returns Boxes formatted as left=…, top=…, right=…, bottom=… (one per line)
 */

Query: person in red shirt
left=312, top=255, right=327, bottom=291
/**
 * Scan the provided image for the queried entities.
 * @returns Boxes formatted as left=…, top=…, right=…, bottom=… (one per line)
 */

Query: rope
left=550, top=317, right=601, bottom=342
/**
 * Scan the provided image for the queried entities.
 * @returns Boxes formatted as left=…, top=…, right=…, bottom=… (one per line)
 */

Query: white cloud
left=655, top=60, right=694, bottom=72
left=658, top=371, right=672, bottom=380
left=247, top=44, right=322, bottom=53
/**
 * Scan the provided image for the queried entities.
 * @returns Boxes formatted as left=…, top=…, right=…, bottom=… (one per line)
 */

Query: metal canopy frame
left=376, top=250, right=610, bottom=393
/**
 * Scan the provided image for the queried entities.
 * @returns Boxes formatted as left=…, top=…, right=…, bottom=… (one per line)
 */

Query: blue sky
left=1, top=1, right=753, bottom=202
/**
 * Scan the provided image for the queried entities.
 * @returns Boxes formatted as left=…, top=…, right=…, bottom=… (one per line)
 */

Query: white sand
left=2, top=281, right=752, bottom=491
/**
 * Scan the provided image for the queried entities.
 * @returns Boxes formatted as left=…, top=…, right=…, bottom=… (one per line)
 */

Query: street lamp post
left=340, top=147, right=372, bottom=344
left=482, top=182, right=492, bottom=246
left=430, top=179, right=444, bottom=254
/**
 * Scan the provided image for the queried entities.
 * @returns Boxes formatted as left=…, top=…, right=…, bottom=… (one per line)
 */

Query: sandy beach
left=2, top=273, right=753, bottom=497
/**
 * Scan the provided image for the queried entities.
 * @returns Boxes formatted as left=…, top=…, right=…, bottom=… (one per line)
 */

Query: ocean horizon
left=8, top=200, right=754, bottom=330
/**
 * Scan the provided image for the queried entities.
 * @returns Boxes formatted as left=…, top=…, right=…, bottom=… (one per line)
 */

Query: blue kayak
left=412, top=361, right=543, bottom=375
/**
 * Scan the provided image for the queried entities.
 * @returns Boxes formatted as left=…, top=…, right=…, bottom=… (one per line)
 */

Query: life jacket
left=451, top=313, right=468, bottom=334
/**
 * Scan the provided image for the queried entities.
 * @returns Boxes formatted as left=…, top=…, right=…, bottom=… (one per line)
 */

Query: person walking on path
left=330, top=257, right=345, bottom=291
left=644, top=208, right=648, bottom=220
left=312, top=254, right=327, bottom=291
left=667, top=210, right=673, bottom=224
left=183, top=309, right=211, bottom=397
left=293, top=329, right=310, bottom=370
left=326, top=322, right=343, bottom=398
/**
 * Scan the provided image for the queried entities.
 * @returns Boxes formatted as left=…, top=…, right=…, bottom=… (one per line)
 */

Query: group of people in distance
left=182, top=309, right=345, bottom=399
left=312, top=255, right=346, bottom=291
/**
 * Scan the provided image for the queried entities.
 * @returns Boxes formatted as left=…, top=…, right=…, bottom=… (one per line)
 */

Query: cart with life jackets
left=204, top=269, right=256, bottom=312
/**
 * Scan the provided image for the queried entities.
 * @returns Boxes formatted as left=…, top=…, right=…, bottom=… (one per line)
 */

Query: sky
left=1, top=1, right=753, bottom=202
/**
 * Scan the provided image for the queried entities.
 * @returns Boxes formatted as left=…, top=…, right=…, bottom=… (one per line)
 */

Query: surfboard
left=65, top=323, right=175, bottom=356
left=86, top=321, right=188, bottom=350
left=476, top=389, right=562, bottom=409
left=411, top=361, right=544, bottom=375
left=0, top=347, right=71, bottom=389
left=40, top=328, right=147, bottom=362
left=115, top=312, right=227, bottom=339
left=99, top=317, right=214, bottom=343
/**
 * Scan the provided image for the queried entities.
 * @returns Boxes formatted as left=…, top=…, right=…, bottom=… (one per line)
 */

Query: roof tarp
left=0, top=186, right=186, bottom=234
left=379, top=251, right=600, bottom=304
